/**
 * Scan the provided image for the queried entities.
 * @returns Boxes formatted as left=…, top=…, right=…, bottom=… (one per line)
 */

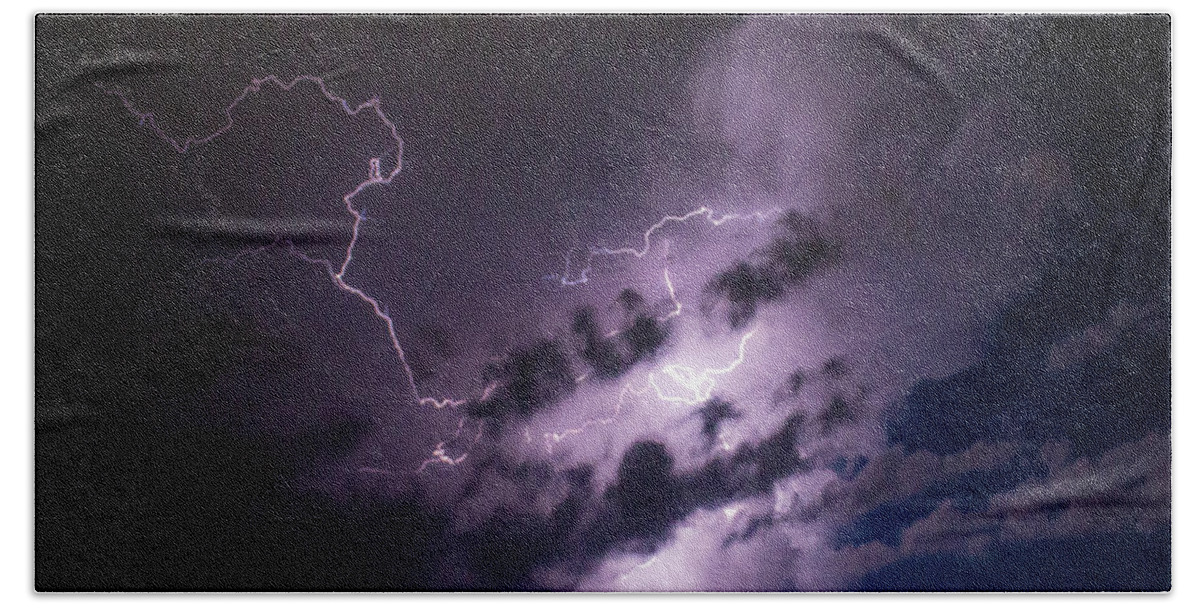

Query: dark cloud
left=783, top=433, right=1168, bottom=590
left=584, top=411, right=811, bottom=556
left=785, top=369, right=806, bottom=394
left=988, top=432, right=1169, bottom=518
left=572, top=307, right=627, bottom=379
left=685, top=412, right=811, bottom=503
left=464, top=288, right=674, bottom=426
left=458, top=507, right=562, bottom=590
left=616, top=288, right=646, bottom=312
left=440, top=407, right=814, bottom=588
left=887, top=295, right=1169, bottom=457
left=152, top=216, right=351, bottom=247
left=595, top=441, right=688, bottom=549
left=705, top=210, right=838, bottom=328
left=38, top=12, right=1170, bottom=592
left=817, top=394, right=854, bottom=435
left=821, top=357, right=849, bottom=378
left=705, top=261, right=784, bottom=329
left=466, top=340, right=576, bottom=420
left=622, top=314, right=670, bottom=363
left=831, top=445, right=1048, bottom=549
left=695, top=397, right=741, bottom=447
left=443, top=461, right=598, bottom=590
left=570, top=291, right=671, bottom=380
left=829, top=454, right=869, bottom=481
left=850, top=529, right=1170, bottom=592
left=574, top=411, right=812, bottom=564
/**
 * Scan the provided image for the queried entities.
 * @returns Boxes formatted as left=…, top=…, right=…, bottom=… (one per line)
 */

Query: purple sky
left=35, top=14, right=1169, bottom=591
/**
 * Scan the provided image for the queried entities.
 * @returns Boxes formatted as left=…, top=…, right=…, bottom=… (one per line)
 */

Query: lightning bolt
left=99, top=75, right=486, bottom=471
left=546, top=206, right=781, bottom=286
left=101, top=75, right=773, bottom=471
left=536, top=198, right=776, bottom=455
left=540, top=382, right=655, bottom=454
left=540, top=267, right=683, bottom=454
left=649, top=330, right=757, bottom=406
left=540, top=299, right=758, bottom=454
left=661, top=268, right=683, bottom=321
left=417, top=417, right=486, bottom=472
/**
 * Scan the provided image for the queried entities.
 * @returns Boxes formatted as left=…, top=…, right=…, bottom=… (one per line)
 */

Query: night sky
left=35, top=14, right=1170, bottom=591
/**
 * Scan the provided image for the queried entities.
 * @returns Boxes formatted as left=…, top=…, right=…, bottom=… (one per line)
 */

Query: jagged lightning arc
left=540, top=326, right=758, bottom=455
left=100, top=74, right=776, bottom=470
left=649, top=330, right=757, bottom=406
left=98, top=75, right=486, bottom=471
left=547, top=207, right=782, bottom=286
left=97, top=75, right=424, bottom=392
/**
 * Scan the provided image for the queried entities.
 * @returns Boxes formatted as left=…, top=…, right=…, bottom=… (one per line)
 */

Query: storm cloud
left=36, top=14, right=1169, bottom=591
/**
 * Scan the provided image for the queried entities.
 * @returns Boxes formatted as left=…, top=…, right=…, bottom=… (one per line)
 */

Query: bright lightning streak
left=101, top=75, right=774, bottom=472
left=540, top=267, right=681, bottom=454
left=97, top=76, right=418, bottom=385
left=417, top=417, right=485, bottom=472
left=540, top=383, right=654, bottom=454
left=593, top=207, right=773, bottom=257
left=661, top=268, right=683, bottom=321
left=598, top=267, right=680, bottom=340
left=540, top=328, right=758, bottom=454
left=99, top=75, right=484, bottom=471
left=648, top=330, right=756, bottom=406
left=547, top=206, right=781, bottom=286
